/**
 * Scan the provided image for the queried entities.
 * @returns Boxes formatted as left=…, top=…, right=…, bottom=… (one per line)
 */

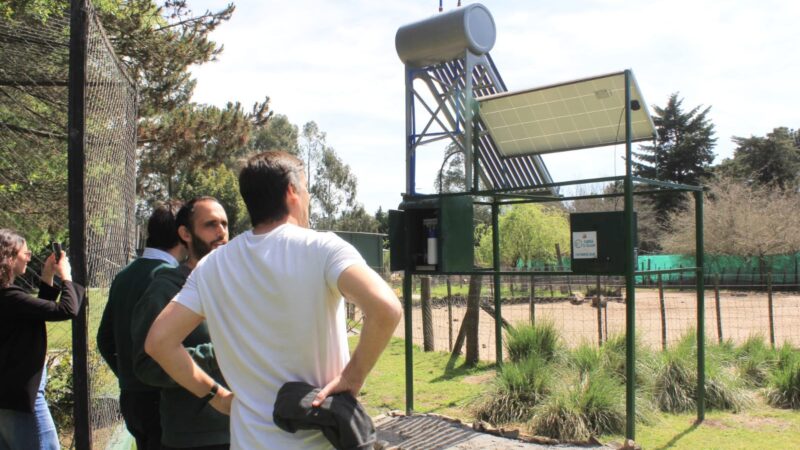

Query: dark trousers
left=162, top=445, right=229, bottom=450
left=119, top=390, right=162, bottom=450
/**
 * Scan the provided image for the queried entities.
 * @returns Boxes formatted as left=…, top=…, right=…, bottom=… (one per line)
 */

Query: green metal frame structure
left=394, top=69, right=707, bottom=441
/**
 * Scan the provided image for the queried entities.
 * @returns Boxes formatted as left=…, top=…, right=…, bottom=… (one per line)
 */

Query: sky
left=187, top=0, right=800, bottom=214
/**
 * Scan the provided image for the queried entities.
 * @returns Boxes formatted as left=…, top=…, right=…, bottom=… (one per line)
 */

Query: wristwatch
left=202, top=382, right=220, bottom=404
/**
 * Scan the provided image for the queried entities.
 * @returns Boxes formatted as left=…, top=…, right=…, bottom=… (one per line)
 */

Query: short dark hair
left=145, top=201, right=182, bottom=250
left=175, top=196, right=219, bottom=246
left=239, top=151, right=305, bottom=227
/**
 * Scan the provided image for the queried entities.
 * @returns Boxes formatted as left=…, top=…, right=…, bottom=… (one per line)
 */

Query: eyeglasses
left=20, top=251, right=32, bottom=258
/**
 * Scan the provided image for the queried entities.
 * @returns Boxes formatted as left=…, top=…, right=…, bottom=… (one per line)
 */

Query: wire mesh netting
left=0, top=1, right=136, bottom=448
left=393, top=274, right=800, bottom=362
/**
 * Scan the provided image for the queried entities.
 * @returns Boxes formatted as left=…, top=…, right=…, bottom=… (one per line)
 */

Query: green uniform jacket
left=97, top=258, right=172, bottom=392
left=131, top=264, right=230, bottom=448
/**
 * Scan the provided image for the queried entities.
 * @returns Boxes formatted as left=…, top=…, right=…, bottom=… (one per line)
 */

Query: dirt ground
left=392, top=288, right=800, bottom=361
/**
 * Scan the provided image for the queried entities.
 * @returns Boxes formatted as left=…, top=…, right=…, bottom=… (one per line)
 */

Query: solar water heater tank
left=395, top=3, right=496, bottom=68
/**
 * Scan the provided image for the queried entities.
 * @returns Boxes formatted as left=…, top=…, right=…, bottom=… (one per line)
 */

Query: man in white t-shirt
left=145, top=151, right=402, bottom=449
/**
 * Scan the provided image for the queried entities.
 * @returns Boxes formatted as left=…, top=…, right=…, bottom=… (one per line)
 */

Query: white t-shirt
left=174, top=224, right=365, bottom=450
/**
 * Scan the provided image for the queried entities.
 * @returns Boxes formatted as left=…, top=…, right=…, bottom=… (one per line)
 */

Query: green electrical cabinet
left=388, top=195, right=473, bottom=273
left=570, top=211, right=637, bottom=275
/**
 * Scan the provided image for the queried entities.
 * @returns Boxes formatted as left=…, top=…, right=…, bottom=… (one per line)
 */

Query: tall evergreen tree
left=716, top=127, right=800, bottom=189
left=633, top=93, right=716, bottom=224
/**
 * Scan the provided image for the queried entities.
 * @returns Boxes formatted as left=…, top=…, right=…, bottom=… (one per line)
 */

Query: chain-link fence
left=394, top=274, right=800, bottom=362
left=0, top=1, right=136, bottom=448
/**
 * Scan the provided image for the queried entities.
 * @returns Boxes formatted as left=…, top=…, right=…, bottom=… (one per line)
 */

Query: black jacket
left=0, top=279, right=84, bottom=412
left=274, top=381, right=375, bottom=450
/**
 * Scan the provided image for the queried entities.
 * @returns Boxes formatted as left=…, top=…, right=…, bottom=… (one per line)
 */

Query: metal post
left=403, top=270, right=413, bottom=414
left=694, top=190, right=706, bottom=422
left=447, top=278, right=453, bottom=351
left=529, top=274, right=536, bottom=325
left=492, top=202, right=503, bottom=365
left=658, top=274, right=667, bottom=351
left=463, top=53, right=474, bottom=191
left=623, top=70, right=637, bottom=441
left=714, top=274, right=723, bottom=343
left=68, top=1, right=91, bottom=448
left=768, top=271, right=775, bottom=348
left=404, top=67, right=416, bottom=195
left=596, top=276, right=603, bottom=347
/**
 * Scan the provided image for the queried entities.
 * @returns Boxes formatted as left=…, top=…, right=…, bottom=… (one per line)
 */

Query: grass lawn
left=358, top=337, right=800, bottom=449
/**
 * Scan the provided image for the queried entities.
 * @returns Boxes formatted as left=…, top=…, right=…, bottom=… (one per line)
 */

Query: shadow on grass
left=429, top=353, right=496, bottom=383
left=653, top=420, right=700, bottom=450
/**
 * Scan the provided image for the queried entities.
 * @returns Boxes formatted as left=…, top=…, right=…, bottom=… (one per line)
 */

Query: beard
left=190, top=232, right=224, bottom=260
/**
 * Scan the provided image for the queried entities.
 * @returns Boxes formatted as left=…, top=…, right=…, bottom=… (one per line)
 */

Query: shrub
left=474, top=355, right=554, bottom=424
left=505, top=321, right=562, bottom=364
left=653, top=348, right=696, bottom=413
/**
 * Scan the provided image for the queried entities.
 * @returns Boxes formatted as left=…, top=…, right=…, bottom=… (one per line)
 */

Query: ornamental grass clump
left=530, top=389, right=590, bottom=441
left=653, top=331, right=751, bottom=412
left=473, top=355, right=554, bottom=424
left=505, top=321, right=562, bottom=363
left=735, top=335, right=775, bottom=387
left=570, top=343, right=602, bottom=377
left=766, top=345, right=800, bottom=409
left=574, top=371, right=626, bottom=436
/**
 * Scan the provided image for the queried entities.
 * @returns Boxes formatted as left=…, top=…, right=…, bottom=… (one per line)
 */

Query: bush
left=505, top=321, right=562, bottom=364
left=474, top=356, right=554, bottom=424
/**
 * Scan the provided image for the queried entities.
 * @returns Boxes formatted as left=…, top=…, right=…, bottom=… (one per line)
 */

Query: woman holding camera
left=0, top=229, right=84, bottom=450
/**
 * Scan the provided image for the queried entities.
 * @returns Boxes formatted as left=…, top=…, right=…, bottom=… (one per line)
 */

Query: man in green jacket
left=97, top=202, right=184, bottom=450
left=132, top=197, right=230, bottom=449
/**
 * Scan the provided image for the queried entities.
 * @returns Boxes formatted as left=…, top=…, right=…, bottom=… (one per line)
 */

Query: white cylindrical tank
left=395, top=3, right=496, bottom=68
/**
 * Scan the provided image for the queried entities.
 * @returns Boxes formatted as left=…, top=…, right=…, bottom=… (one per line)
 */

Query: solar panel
left=426, top=54, right=555, bottom=192
left=478, top=71, right=656, bottom=156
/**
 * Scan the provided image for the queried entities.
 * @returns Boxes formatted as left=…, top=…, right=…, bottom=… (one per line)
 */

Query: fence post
left=768, top=270, right=775, bottom=348
left=421, top=276, right=433, bottom=351
left=715, top=274, right=723, bottom=343
left=529, top=274, right=536, bottom=325
left=68, top=1, right=92, bottom=448
left=596, top=276, right=603, bottom=347
left=658, top=273, right=667, bottom=351
left=447, top=277, right=453, bottom=351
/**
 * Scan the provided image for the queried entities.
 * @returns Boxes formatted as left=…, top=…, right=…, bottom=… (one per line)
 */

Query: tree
left=633, top=93, right=716, bottom=225
left=661, top=177, right=800, bottom=267
left=476, top=204, right=569, bottom=268
left=716, top=127, right=800, bottom=189
left=175, top=165, right=249, bottom=236
left=138, top=99, right=270, bottom=199
left=310, top=147, right=358, bottom=229
left=249, top=114, right=299, bottom=154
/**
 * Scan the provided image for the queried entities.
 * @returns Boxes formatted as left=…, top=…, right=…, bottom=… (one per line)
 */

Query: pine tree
left=633, top=93, right=716, bottom=225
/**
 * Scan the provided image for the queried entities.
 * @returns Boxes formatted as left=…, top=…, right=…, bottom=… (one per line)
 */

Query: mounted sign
left=572, top=231, right=598, bottom=259
left=570, top=211, right=637, bottom=275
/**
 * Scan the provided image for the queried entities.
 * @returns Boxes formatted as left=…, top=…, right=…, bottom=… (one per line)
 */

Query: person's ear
left=286, top=183, right=301, bottom=207
left=178, top=225, right=192, bottom=244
